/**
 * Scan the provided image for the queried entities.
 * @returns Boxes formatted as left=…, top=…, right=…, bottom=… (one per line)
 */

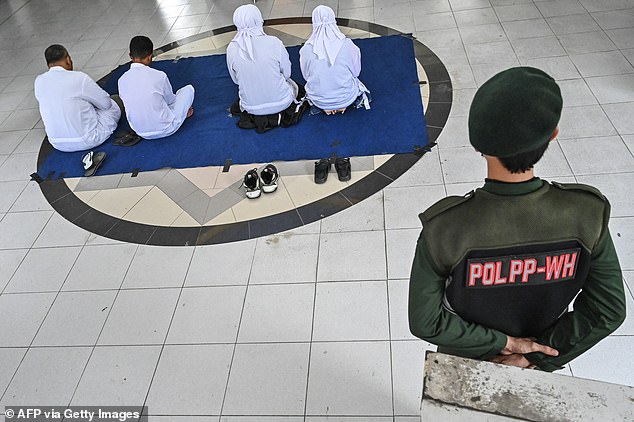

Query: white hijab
left=306, top=5, right=345, bottom=66
left=231, top=4, right=265, bottom=61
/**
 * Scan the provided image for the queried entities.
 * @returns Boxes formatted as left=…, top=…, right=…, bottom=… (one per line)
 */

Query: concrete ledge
left=422, top=352, right=634, bottom=422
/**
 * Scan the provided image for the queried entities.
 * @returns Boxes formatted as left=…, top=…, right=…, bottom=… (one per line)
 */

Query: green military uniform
left=408, top=178, right=625, bottom=371
left=408, top=67, right=626, bottom=372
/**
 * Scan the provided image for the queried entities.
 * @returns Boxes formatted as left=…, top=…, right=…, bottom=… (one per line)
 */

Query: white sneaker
left=260, top=164, right=279, bottom=193
left=242, top=168, right=261, bottom=199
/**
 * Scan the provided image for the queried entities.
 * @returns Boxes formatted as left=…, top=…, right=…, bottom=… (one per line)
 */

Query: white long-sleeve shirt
left=118, top=63, right=180, bottom=138
left=226, top=35, right=295, bottom=115
left=300, top=38, right=362, bottom=110
left=34, top=66, right=115, bottom=150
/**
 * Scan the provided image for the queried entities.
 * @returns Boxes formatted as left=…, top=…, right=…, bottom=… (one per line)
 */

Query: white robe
left=34, top=66, right=121, bottom=152
left=118, top=63, right=194, bottom=140
left=300, top=38, right=364, bottom=111
left=226, top=35, right=295, bottom=116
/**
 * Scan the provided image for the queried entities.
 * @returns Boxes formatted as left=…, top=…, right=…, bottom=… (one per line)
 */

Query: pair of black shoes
left=314, top=157, right=351, bottom=184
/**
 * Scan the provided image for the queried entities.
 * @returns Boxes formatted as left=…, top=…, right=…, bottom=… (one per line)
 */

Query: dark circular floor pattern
left=36, top=17, right=452, bottom=246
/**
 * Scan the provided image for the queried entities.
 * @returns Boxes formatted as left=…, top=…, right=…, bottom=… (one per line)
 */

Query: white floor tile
left=535, top=0, right=586, bottom=17
left=0, top=348, right=26, bottom=395
left=145, top=344, right=233, bottom=415
left=524, top=56, right=580, bottom=80
left=71, top=345, right=162, bottom=406
left=603, top=102, right=634, bottom=135
left=313, top=281, right=389, bottom=341
left=502, top=18, right=554, bottom=39
left=386, top=229, right=420, bottom=281
left=318, top=231, right=387, bottom=281
left=576, top=173, right=634, bottom=217
left=454, top=8, right=498, bottom=27
left=223, top=343, right=310, bottom=415
left=548, top=14, right=601, bottom=37
left=0, top=347, right=91, bottom=405
left=167, top=286, right=245, bottom=344
left=98, top=288, right=180, bottom=345
left=392, top=340, right=436, bottom=415
left=33, top=290, right=116, bottom=346
left=33, top=212, right=91, bottom=247
left=534, top=140, right=574, bottom=178
left=439, top=146, right=487, bottom=183
left=435, top=115, right=469, bottom=148
left=459, top=23, right=507, bottom=45
left=0, top=152, right=37, bottom=182
left=4, top=246, right=81, bottom=293
left=0, top=292, right=55, bottom=347
left=384, top=185, right=445, bottom=229
left=0, top=248, right=27, bottom=292
left=510, top=36, right=566, bottom=60
left=569, top=336, right=634, bottom=386
left=570, top=51, right=634, bottom=77
left=494, top=4, right=541, bottom=22
left=63, top=243, right=137, bottom=291
left=591, top=9, right=634, bottom=30
left=306, top=341, right=393, bottom=416
left=320, top=190, right=385, bottom=233
left=586, top=74, right=634, bottom=104
left=559, top=30, right=617, bottom=54
left=0, top=210, right=51, bottom=249
left=9, top=180, right=51, bottom=212
left=558, top=106, right=617, bottom=139
left=0, top=130, right=28, bottom=154
left=388, top=279, right=418, bottom=341
left=559, top=136, right=634, bottom=174
left=557, top=79, right=598, bottom=107
left=185, top=240, right=255, bottom=286
left=250, top=234, right=319, bottom=284
left=121, top=245, right=193, bottom=288
left=610, top=217, right=634, bottom=271
left=238, top=283, right=314, bottom=342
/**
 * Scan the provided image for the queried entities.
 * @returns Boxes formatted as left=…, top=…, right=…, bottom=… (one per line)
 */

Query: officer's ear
left=549, top=127, right=559, bottom=142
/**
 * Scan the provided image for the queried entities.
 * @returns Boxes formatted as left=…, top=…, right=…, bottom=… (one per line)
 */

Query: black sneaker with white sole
left=260, top=164, right=279, bottom=193
left=242, top=168, right=261, bottom=199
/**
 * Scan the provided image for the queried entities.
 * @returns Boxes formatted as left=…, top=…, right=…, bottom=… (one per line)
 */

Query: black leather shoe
left=335, top=157, right=351, bottom=182
left=314, top=158, right=331, bottom=184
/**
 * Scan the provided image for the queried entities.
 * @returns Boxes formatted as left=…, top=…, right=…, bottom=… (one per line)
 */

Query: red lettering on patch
left=465, top=248, right=581, bottom=288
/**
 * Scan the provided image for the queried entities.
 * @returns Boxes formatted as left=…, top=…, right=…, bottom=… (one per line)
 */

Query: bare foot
left=325, top=108, right=346, bottom=115
left=187, top=107, right=194, bottom=118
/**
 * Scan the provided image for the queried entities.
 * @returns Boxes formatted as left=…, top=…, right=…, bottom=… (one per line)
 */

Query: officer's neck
left=485, top=155, right=535, bottom=183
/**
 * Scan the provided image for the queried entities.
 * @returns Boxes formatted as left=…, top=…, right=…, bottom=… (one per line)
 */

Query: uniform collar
left=49, top=66, right=66, bottom=71
left=130, top=63, right=146, bottom=68
left=482, top=177, right=544, bottom=195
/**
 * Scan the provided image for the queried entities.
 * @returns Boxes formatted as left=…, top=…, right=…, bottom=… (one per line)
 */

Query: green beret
left=468, top=67, right=562, bottom=157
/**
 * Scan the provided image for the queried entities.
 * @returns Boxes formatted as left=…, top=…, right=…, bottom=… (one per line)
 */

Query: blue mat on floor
left=38, top=35, right=427, bottom=178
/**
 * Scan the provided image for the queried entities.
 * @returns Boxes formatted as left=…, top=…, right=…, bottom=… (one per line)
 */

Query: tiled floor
left=1, top=0, right=634, bottom=419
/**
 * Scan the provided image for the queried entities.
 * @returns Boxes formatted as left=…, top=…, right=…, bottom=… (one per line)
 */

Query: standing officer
left=408, top=67, right=626, bottom=371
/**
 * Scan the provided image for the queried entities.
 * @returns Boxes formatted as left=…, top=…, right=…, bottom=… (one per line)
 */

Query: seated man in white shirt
left=118, top=36, right=194, bottom=140
left=299, top=5, right=370, bottom=115
left=226, top=5, right=300, bottom=118
left=34, top=44, right=122, bottom=153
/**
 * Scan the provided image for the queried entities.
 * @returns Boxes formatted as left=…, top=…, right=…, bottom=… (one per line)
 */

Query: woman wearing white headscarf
left=300, top=5, right=370, bottom=114
left=226, top=4, right=298, bottom=116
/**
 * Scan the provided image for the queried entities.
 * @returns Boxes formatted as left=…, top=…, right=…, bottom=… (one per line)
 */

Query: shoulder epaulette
left=420, top=191, right=475, bottom=223
left=551, top=182, right=607, bottom=202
